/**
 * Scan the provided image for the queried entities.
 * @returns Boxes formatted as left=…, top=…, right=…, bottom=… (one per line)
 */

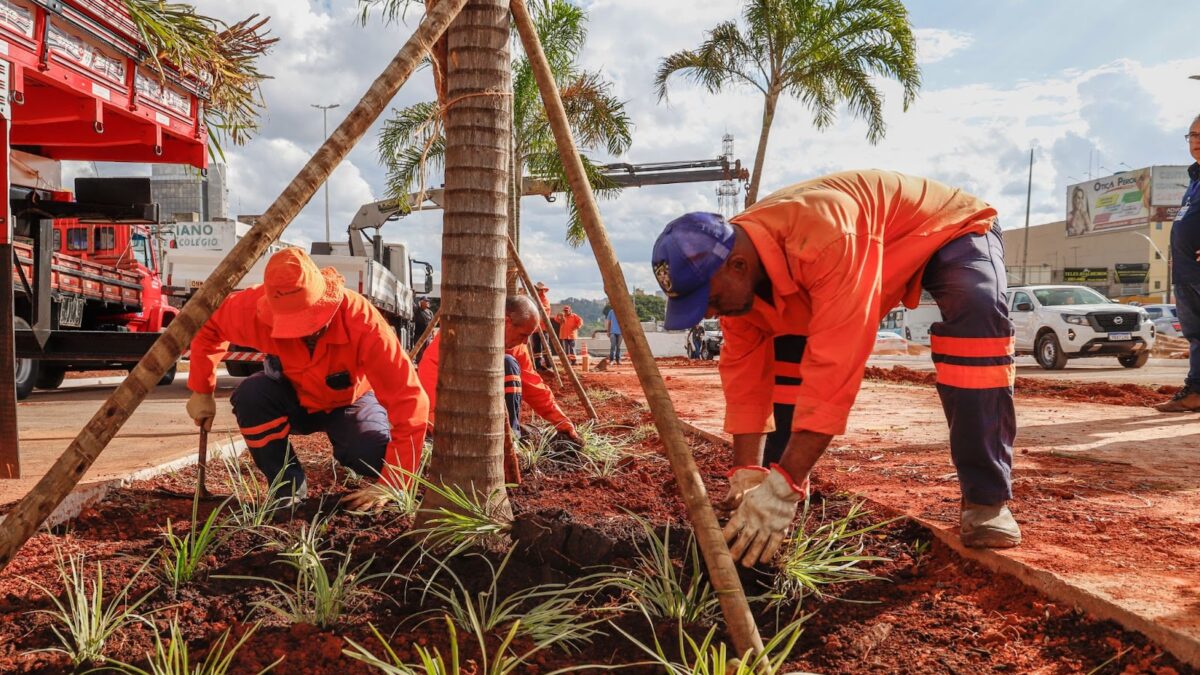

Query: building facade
left=150, top=163, right=227, bottom=222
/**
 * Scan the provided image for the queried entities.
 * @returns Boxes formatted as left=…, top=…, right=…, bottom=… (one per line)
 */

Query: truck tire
left=1118, top=352, right=1150, bottom=369
left=1035, top=332, right=1068, bottom=370
left=35, top=366, right=66, bottom=390
left=13, top=318, right=38, bottom=400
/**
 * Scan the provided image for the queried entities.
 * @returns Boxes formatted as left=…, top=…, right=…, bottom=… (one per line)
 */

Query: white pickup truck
left=1007, top=285, right=1154, bottom=370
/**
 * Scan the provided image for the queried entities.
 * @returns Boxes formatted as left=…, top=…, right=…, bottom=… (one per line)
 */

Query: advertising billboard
left=1065, top=169, right=1150, bottom=237
left=1151, top=165, right=1191, bottom=207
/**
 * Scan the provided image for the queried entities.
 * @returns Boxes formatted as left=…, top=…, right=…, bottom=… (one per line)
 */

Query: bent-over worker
left=418, top=296, right=583, bottom=448
left=185, top=248, right=429, bottom=512
left=652, top=170, right=1019, bottom=566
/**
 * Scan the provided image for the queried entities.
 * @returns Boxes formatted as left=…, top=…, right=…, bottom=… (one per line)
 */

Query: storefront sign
left=1114, top=263, right=1150, bottom=283
left=1063, top=267, right=1109, bottom=283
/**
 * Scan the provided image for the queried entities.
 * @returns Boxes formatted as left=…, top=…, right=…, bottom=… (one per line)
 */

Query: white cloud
left=914, top=28, right=974, bottom=64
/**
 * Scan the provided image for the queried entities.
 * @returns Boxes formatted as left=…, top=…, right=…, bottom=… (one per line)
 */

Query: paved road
left=870, top=355, right=1187, bottom=387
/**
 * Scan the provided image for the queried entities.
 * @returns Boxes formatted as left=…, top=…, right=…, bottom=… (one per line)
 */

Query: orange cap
left=255, top=248, right=345, bottom=339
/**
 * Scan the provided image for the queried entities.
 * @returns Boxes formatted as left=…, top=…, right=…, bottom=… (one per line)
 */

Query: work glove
left=723, top=464, right=808, bottom=567
left=186, top=392, right=216, bottom=431
left=717, top=466, right=769, bottom=516
left=549, top=425, right=584, bottom=458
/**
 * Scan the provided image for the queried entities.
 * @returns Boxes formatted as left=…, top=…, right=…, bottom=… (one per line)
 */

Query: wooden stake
left=0, top=0, right=469, bottom=574
left=506, top=236, right=596, bottom=420
left=509, top=0, right=764, bottom=656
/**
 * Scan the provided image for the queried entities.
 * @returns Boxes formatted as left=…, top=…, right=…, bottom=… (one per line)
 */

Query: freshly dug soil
left=0, top=384, right=1191, bottom=674
left=865, top=364, right=1181, bottom=407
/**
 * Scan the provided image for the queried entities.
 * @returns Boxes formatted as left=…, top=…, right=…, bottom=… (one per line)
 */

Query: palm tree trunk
left=744, top=88, right=780, bottom=208
left=421, top=0, right=512, bottom=519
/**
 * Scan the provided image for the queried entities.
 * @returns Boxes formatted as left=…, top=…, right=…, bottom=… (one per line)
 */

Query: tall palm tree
left=376, top=0, right=632, bottom=247
left=421, top=0, right=513, bottom=519
left=655, top=0, right=920, bottom=206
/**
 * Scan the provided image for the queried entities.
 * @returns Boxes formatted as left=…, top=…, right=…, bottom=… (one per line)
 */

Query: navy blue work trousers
left=764, top=226, right=1016, bottom=505
left=1174, top=281, right=1200, bottom=389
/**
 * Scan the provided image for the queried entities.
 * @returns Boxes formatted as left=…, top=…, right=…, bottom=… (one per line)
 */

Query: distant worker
left=556, top=305, right=584, bottom=364
left=1157, top=113, right=1200, bottom=412
left=605, top=304, right=623, bottom=365
left=531, top=281, right=554, bottom=370
left=652, top=170, right=1020, bottom=566
left=185, top=248, right=429, bottom=512
left=687, top=323, right=705, bottom=359
left=413, top=297, right=434, bottom=345
left=418, top=296, right=583, bottom=449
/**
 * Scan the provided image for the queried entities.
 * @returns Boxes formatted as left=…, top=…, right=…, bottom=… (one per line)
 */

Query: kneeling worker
left=418, top=296, right=583, bottom=452
left=652, top=170, right=1020, bottom=566
left=185, top=248, right=430, bottom=511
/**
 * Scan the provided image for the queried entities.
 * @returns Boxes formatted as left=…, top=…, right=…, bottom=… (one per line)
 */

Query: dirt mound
left=864, top=365, right=1180, bottom=407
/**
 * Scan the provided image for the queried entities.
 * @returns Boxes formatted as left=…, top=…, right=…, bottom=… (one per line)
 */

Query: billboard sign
left=1151, top=165, right=1191, bottom=207
left=1065, top=169, right=1151, bottom=237
left=1063, top=267, right=1109, bottom=283
left=1114, top=263, right=1150, bottom=284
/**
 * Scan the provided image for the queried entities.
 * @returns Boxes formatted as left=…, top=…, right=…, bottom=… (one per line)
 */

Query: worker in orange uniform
left=185, top=248, right=429, bottom=512
left=556, top=305, right=584, bottom=364
left=652, top=170, right=1020, bottom=566
left=531, top=281, right=554, bottom=370
left=419, top=296, right=582, bottom=451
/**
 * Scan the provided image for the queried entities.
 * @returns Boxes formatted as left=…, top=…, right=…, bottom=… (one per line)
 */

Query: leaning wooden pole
left=507, top=236, right=596, bottom=420
left=509, top=0, right=763, bottom=656
left=0, top=0, right=469, bottom=573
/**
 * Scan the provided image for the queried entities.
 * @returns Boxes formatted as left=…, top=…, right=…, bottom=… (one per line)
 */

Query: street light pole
left=311, top=103, right=340, bottom=242
left=1021, top=148, right=1033, bottom=284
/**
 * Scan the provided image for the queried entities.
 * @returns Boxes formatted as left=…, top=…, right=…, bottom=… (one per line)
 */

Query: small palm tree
left=372, top=0, right=632, bottom=246
left=655, top=0, right=921, bottom=207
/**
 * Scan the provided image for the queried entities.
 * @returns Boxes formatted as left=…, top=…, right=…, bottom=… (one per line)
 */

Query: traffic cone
left=580, top=343, right=590, bottom=372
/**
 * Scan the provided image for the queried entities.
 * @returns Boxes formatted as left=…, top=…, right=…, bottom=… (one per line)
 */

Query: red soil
left=0, top=383, right=1192, bottom=674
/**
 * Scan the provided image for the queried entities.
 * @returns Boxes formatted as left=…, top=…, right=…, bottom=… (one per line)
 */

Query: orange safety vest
left=417, top=332, right=572, bottom=431
left=188, top=287, right=429, bottom=485
left=720, top=170, right=997, bottom=437
left=557, top=312, right=583, bottom=340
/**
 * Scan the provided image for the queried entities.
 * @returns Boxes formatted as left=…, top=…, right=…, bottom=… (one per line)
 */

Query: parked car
left=874, top=330, right=908, bottom=354
left=1141, top=303, right=1181, bottom=337
left=699, top=319, right=723, bottom=360
left=1008, top=285, right=1154, bottom=370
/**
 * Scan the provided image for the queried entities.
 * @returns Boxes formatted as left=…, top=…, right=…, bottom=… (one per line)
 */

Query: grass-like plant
left=417, top=551, right=605, bottom=655
left=159, top=493, right=228, bottom=592
left=572, top=421, right=638, bottom=479
left=26, top=551, right=154, bottom=666
left=220, top=453, right=288, bottom=531
left=772, top=499, right=893, bottom=603
left=404, top=473, right=511, bottom=559
left=106, top=617, right=282, bottom=674
left=612, top=605, right=811, bottom=675
left=365, top=448, right=431, bottom=517
left=516, top=425, right=561, bottom=474
left=598, top=519, right=718, bottom=624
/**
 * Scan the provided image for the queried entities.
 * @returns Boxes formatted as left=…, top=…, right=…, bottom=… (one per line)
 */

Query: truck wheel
left=13, top=318, right=38, bottom=400
left=1118, top=352, right=1150, bottom=369
left=157, top=364, right=178, bottom=386
left=35, top=366, right=66, bottom=390
left=1035, top=332, right=1068, bottom=370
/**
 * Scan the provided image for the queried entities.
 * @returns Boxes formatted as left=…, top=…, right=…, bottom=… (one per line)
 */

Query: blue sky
left=69, top=0, right=1200, bottom=299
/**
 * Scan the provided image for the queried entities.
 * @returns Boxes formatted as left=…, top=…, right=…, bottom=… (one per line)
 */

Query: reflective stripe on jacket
left=721, top=170, right=997, bottom=437
left=188, top=286, right=429, bottom=486
left=417, top=333, right=572, bottom=431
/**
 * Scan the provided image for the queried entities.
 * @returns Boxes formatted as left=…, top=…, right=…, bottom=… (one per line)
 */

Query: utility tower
left=716, top=134, right=741, bottom=218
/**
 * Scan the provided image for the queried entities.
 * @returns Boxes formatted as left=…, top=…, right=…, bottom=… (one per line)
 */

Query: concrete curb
left=674, top=418, right=1200, bottom=669
left=3, top=437, right=246, bottom=530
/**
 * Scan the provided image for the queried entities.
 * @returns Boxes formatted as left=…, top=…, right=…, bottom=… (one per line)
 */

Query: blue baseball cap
left=651, top=212, right=735, bottom=330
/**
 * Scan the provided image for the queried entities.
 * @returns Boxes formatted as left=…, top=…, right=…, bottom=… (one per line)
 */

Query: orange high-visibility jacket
left=188, top=287, right=429, bottom=485
left=557, top=312, right=583, bottom=340
left=417, top=332, right=572, bottom=431
left=721, top=170, right=997, bottom=438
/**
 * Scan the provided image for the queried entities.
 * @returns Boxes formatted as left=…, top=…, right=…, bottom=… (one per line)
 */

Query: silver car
left=1142, top=304, right=1181, bottom=337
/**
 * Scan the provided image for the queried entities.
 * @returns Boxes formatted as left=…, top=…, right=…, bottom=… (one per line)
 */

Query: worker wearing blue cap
left=653, top=170, right=1019, bottom=567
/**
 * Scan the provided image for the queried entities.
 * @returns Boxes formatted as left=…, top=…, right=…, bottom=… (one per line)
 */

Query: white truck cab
left=1007, top=285, right=1154, bottom=370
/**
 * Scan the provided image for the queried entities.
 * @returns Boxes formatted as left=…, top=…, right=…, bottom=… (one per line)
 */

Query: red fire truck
left=0, top=0, right=212, bottom=407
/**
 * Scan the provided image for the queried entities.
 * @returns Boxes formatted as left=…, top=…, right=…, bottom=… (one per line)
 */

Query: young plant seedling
left=105, top=617, right=282, bottom=674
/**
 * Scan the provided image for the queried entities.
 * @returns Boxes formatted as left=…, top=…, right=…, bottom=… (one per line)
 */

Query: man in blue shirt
left=606, top=305, right=623, bottom=364
left=1157, top=114, right=1200, bottom=412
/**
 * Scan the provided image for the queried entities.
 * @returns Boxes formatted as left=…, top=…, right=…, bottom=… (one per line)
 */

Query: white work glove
left=186, top=391, right=216, bottom=431
left=717, top=466, right=769, bottom=515
left=723, top=465, right=807, bottom=567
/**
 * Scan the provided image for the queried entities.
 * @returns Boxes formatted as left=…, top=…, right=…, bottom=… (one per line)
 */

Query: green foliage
left=159, top=503, right=226, bottom=592
left=632, top=292, right=665, bottom=322
left=372, top=0, right=632, bottom=245
left=772, top=499, right=893, bottom=603
left=598, top=519, right=719, bottom=624
left=220, top=453, right=288, bottom=532
left=106, top=618, right=281, bottom=675
left=26, top=551, right=154, bottom=666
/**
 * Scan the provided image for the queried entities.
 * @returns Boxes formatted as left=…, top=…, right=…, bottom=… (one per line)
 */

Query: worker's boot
left=1154, top=386, right=1200, bottom=412
left=961, top=500, right=1021, bottom=548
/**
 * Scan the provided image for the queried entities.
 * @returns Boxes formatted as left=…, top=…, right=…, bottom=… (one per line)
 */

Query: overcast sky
left=74, top=0, right=1200, bottom=300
